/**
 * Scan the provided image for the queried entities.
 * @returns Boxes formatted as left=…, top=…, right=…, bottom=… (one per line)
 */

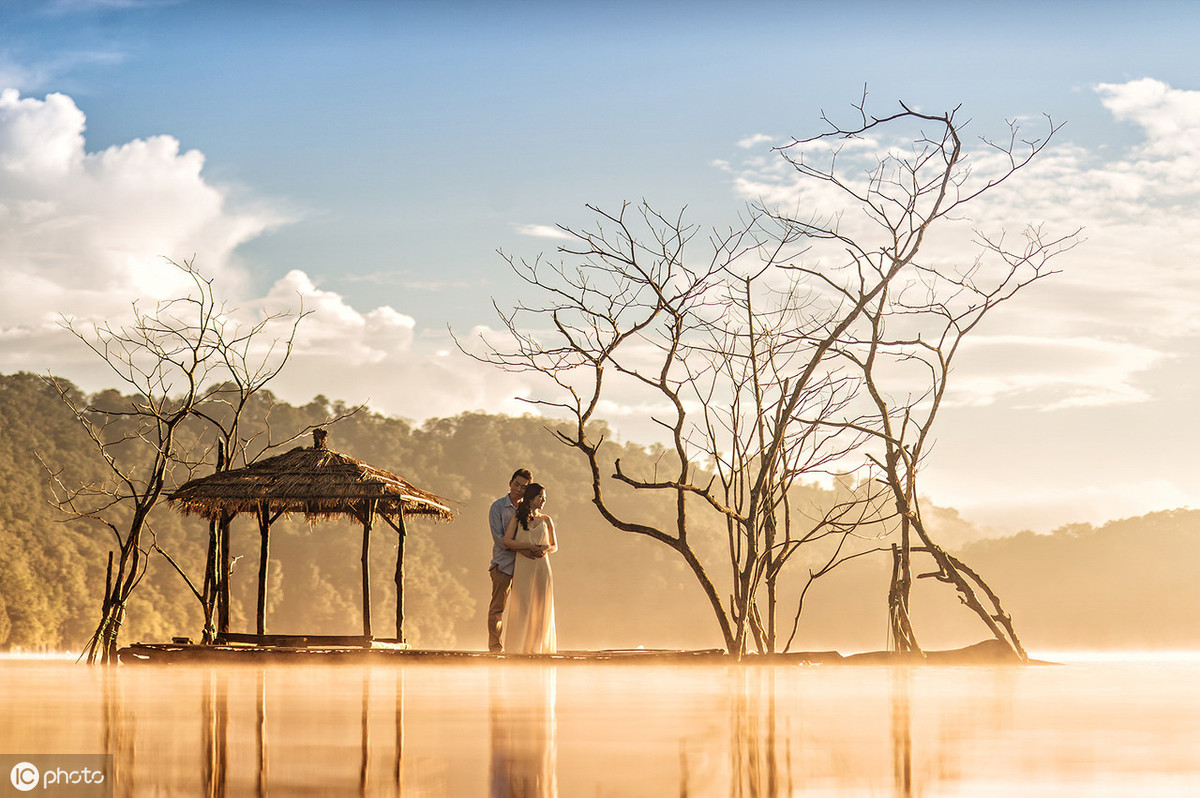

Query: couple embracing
left=487, top=469, right=558, bottom=655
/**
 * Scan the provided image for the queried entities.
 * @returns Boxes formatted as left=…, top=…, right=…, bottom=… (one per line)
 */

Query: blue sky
left=3, top=0, right=1200, bottom=533
left=5, top=0, right=1186, bottom=321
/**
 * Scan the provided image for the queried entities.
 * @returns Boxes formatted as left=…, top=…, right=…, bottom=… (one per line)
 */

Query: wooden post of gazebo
left=218, top=511, right=231, bottom=635
left=361, top=499, right=376, bottom=638
left=202, top=439, right=227, bottom=644
left=393, top=508, right=407, bottom=642
left=256, top=501, right=271, bottom=635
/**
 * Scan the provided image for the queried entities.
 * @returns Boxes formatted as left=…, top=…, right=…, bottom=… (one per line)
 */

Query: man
left=487, top=468, right=542, bottom=653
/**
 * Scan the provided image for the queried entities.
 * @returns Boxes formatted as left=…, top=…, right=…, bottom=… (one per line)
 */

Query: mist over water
left=2, top=654, right=1198, bottom=796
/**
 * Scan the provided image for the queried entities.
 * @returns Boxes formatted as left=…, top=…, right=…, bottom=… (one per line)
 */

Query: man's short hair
left=510, top=468, right=532, bottom=483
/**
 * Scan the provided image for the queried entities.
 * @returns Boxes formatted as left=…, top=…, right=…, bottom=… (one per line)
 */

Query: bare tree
left=165, top=302, right=308, bottom=644
left=469, top=95, right=1078, bottom=658
left=181, top=381, right=364, bottom=644
left=836, top=231, right=1074, bottom=659
left=462, top=204, right=895, bottom=655
left=684, top=267, right=896, bottom=653
left=769, top=97, right=1081, bottom=659
left=44, top=259, right=303, bottom=663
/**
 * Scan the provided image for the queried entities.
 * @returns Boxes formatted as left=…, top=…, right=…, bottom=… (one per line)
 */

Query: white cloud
left=736, top=133, right=775, bottom=149
left=1096, top=78, right=1200, bottom=160
left=0, top=89, right=292, bottom=388
left=513, top=223, right=572, bottom=240
left=8, top=78, right=1200, bottom=472
left=720, top=81, right=1200, bottom=413
left=263, top=270, right=416, bottom=360
left=948, top=335, right=1166, bottom=410
left=0, top=89, right=534, bottom=425
left=257, top=280, right=538, bottom=422
left=0, top=89, right=280, bottom=323
left=0, top=58, right=40, bottom=91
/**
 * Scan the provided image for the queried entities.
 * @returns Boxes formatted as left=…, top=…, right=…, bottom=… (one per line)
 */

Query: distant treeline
left=0, top=371, right=1195, bottom=653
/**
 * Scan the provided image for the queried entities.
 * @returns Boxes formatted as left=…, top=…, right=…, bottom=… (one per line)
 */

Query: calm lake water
left=2, top=652, right=1198, bottom=796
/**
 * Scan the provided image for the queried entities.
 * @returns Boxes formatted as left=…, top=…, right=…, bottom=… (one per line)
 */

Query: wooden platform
left=116, top=640, right=730, bottom=664
left=116, top=638, right=1033, bottom=665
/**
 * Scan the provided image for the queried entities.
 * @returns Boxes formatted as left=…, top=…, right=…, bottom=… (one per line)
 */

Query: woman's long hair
left=515, top=482, right=545, bottom=531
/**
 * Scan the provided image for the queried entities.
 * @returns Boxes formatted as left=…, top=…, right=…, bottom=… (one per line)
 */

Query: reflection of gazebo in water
left=168, top=428, right=455, bottom=645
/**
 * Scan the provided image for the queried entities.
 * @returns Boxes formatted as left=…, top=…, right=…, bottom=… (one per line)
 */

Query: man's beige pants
left=488, top=565, right=513, bottom=653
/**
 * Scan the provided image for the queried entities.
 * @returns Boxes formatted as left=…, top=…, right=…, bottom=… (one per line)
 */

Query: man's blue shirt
left=489, top=494, right=518, bottom=575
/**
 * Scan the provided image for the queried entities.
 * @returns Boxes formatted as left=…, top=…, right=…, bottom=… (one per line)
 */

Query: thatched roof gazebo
left=168, top=428, right=455, bottom=645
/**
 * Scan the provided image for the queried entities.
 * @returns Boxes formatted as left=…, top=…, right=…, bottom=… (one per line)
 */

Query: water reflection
left=4, top=656, right=1200, bottom=795
left=359, top=671, right=368, bottom=794
left=689, top=665, right=1011, bottom=798
left=259, top=669, right=271, bottom=796
left=201, top=671, right=227, bottom=798
left=102, top=668, right=138, bottom=798
left=195, top=667, right=408, bottom=796
left=489, top=666, right=557, bottom=798
left=392, top=670, right=405, bottom=792
left=726, top=667, right=790, bottom=797
left=891, top=667, right=911, bottom=798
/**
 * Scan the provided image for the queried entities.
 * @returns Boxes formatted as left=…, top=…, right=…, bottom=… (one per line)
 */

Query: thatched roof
left=168, top=429, right=455, bottom=522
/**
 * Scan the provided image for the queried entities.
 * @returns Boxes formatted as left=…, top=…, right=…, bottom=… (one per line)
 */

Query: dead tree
left=471, top=94, right=1079, bottom=657
left=45, top=259, right=302, bottom=663
left=683, top=268, right=894, bottom=653
left=182, top=303, right=310, bottom=642
left=769, top=96, right=1081, bottom=659
left=462, top=203, right=896, bottom=655
left=184, top=394, right=359, bottom=643
left=844, top=236, right=1072, bottom=660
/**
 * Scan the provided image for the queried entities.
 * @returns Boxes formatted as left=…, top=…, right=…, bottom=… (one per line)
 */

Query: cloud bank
left=4, top=79, right=1200, bottom=451
left=724, top=79, right=1200, bottom=413
left=0, top=89, right=533, bottom=422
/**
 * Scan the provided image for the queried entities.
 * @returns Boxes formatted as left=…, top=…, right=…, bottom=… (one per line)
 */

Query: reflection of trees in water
left=489, top=666, right=558, bottom=798
left=676, top=667, right=789, bottom=796
left=892, top=668, right=912, bottom=798
left=919, top=666, right=1017, bottom=790
left=676, top=667, right=919, bottom=797
left=102, top=668, right=137, bottom=798
left=199, top=671, right=233, bottom=798
left=197, top=670, right=267, bottom=797
left=98, top=662, right=1028, bottom=795
left=203, top=671, right=229, bottom=798
left=189, top=667, right=410, bottom=796
left=726, top=668, right=790, bottom=797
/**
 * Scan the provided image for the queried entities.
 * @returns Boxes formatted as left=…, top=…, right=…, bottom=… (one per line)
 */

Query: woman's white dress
left=505, top=519, right=557, bottom=654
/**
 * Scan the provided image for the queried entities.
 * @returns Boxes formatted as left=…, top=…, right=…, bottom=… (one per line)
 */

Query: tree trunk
left=393, top=509, right=407, bottom=643
left=888, top=541, right=920, bottom=656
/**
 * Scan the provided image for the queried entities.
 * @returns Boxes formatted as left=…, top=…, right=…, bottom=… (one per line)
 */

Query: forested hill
left=0, top=371, right=1195, bottom=654
left=954, top=511, right=1200, bottom=649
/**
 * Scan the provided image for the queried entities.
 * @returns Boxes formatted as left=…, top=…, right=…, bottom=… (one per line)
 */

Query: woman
left=502, top=482, right=557, bottom=654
